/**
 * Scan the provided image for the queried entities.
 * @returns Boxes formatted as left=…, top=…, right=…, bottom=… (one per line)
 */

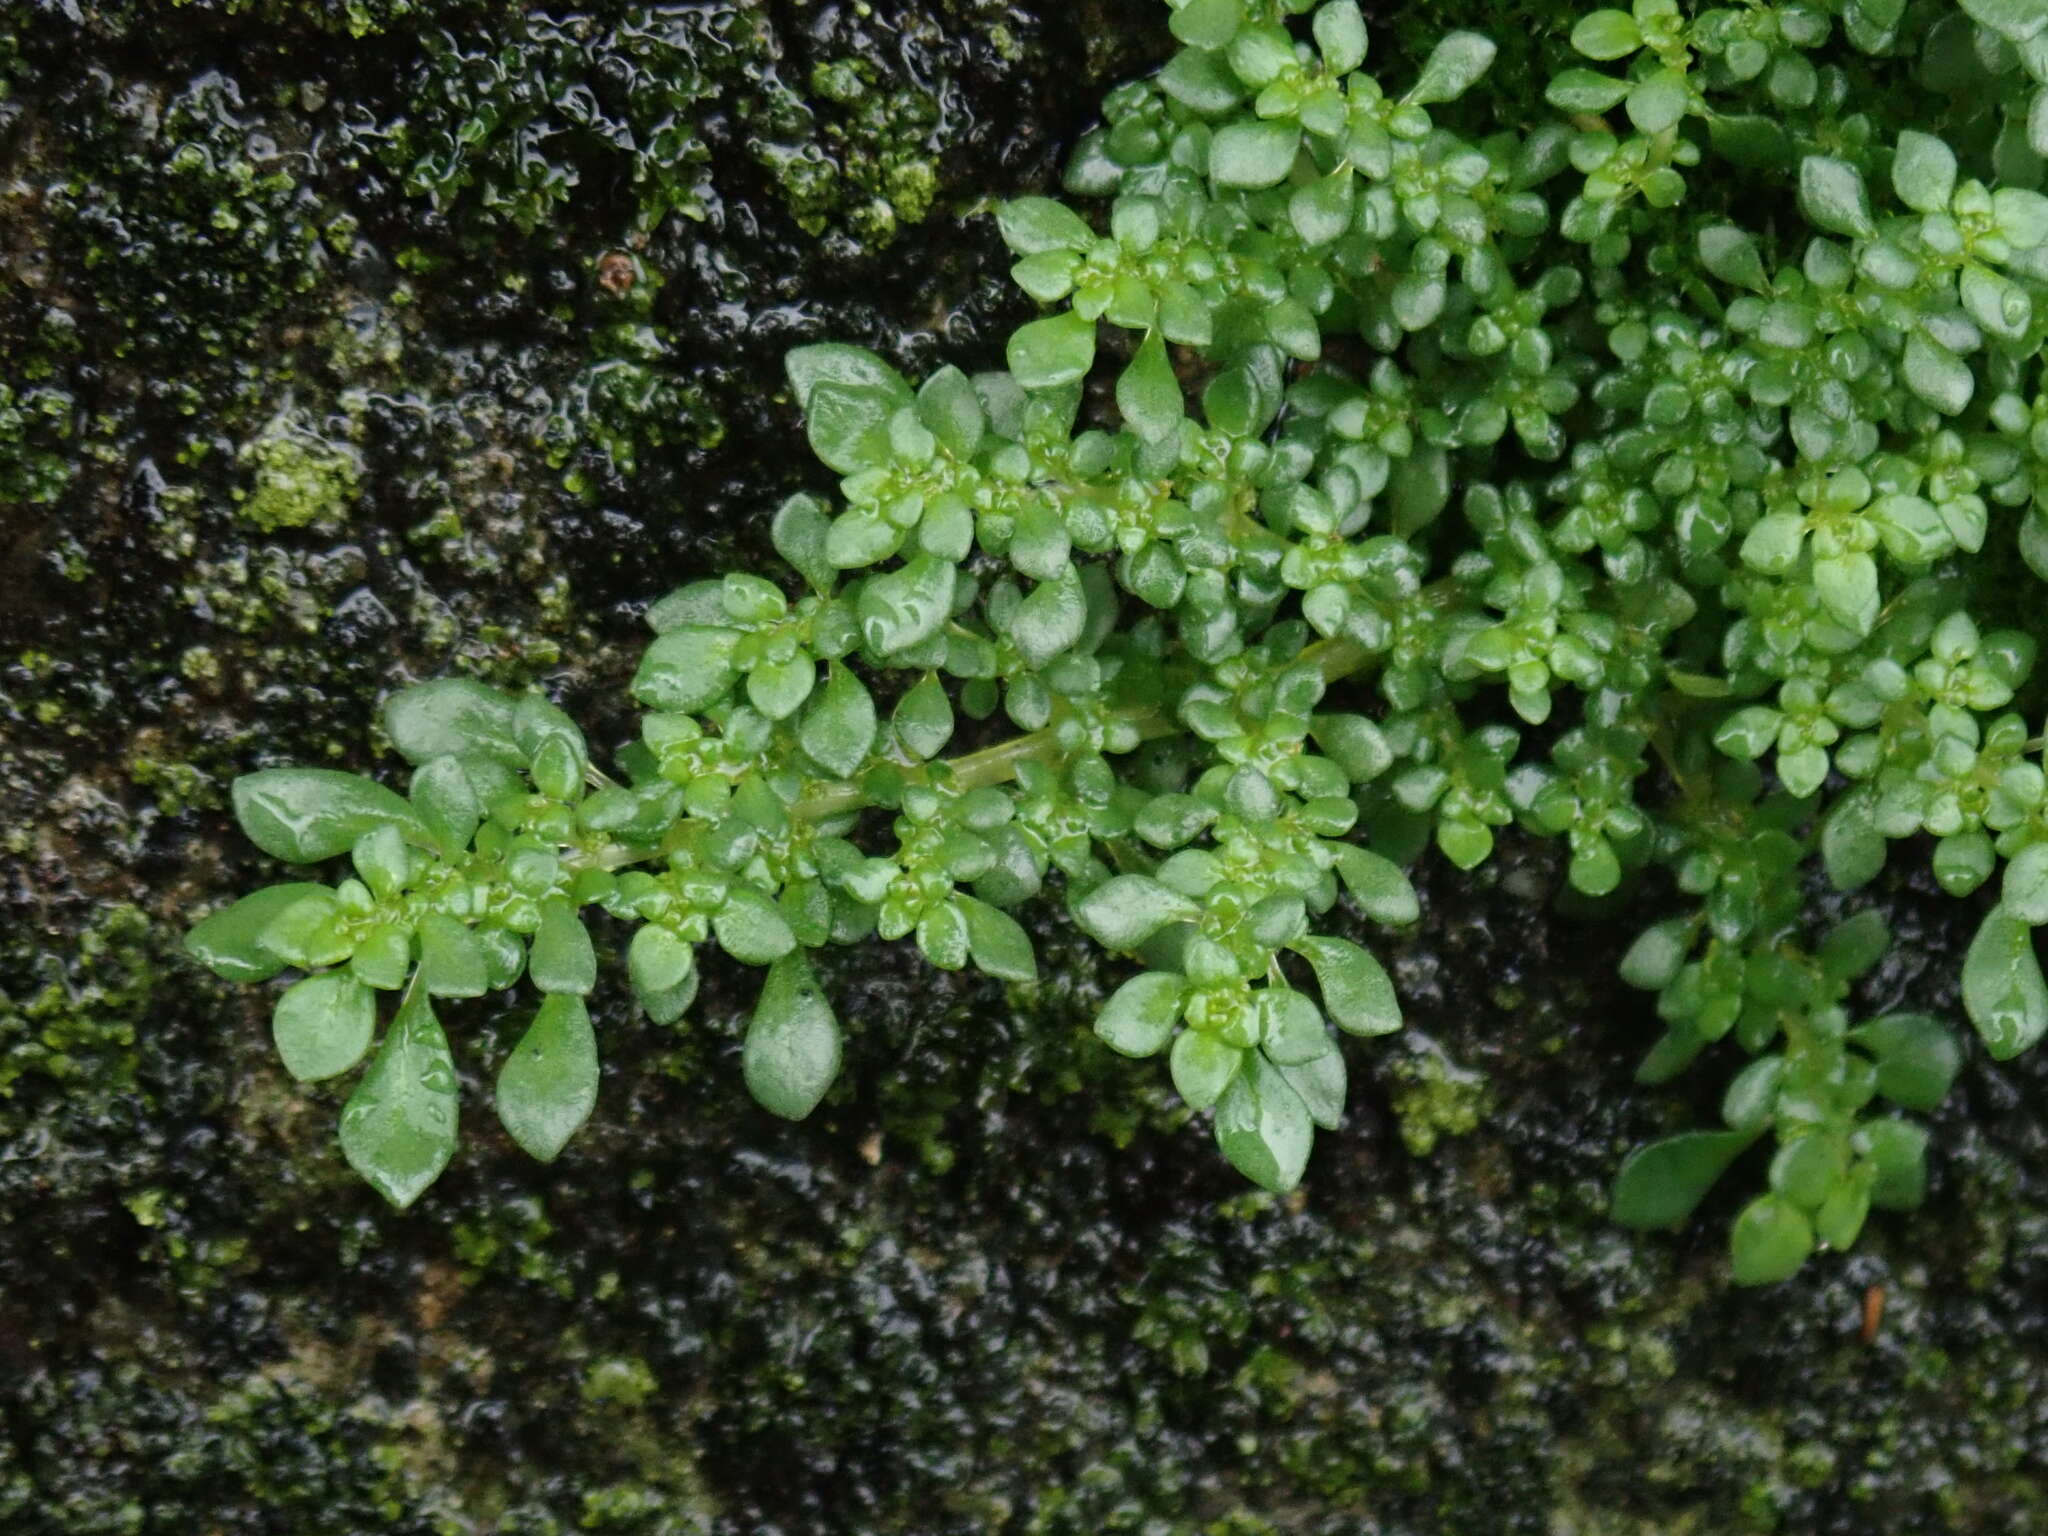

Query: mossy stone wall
left=4, top=1, right=2048, bottom=1529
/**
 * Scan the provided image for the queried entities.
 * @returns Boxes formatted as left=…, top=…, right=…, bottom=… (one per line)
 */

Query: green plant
left=187, top=0, right=2048, bottom=1283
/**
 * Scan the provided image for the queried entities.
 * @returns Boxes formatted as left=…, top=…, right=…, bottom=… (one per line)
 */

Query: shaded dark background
left=3, top=0, right=2046, bottom=1529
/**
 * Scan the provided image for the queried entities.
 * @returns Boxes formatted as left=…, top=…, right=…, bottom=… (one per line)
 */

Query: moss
left=236, top=415, right=363, bottom=532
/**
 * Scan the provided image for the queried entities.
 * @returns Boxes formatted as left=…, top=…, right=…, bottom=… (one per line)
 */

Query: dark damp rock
left=5, top=1, right=2048, bottom=1532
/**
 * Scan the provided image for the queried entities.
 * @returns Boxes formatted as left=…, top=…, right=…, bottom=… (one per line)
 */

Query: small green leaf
left=1545, top=69, right=1629, bottom=112
left=1822, top=787, right=1885, bottom=891
left=1729, top=1193, right=1814, bottom=1284
left=1625, top=68, right=1687, bottom=134
left=2004, top=843, right=2048, bottom=923
left=1160, top=47, right=1246, bottom=114
left=1611, top=1128, right=1757, bottom=1227
left=351, top=923, right=413, bottom=991
left=1274, top=1040, right=1346, bottom=1130
left=1116, top=329, right=1182, bottom=443
left=958, top=895, right=1037, bottom=982
left=1006, top=309, right=1096, bottom=389
left=1209, top=117, right=1300, bottom=189
left=632, top=626, right=738, bottom=712
left=1258, top=988, right=1328, bottom=1066
left=1312, top=0, right=1367, bottom=73
left=186, top=883, right=333, bottom=982
left=339, top=985, right=458, bottom=1209
left=1619, top=919, right=1690, bottom=990
left=805, top=382, right=896, bottom=474
left=1170, top=1028, right=1242, bottom=1110
left=1095, top=971, right=1186, bottom=1057
left=1331, top=846, right=1419, bottom=925
left=352, top=824, right=409, bottom=901
left=1798, top=155, right=1875, bottom=238
left=1215, top=1056, right=1313, bottom=1193
left=1291, top=935, right=1399, bottom=1036
left=1959, top=0, right=2047, bottom=39
left=382, top=679, right=522, bottom=767
left=256, top=889, right=348, bottom=969
left=916, top=900, right=970, bottom=969
left=1902, top=332, right=1974, bottom=415
left=529, top=899, right=597, bottom=996
left=418, top=912, right=490, bottom=998
left=784, top=344, right=910, bottom=409
left=1074, top=875, right=1200, bottom=950
left=1697, top=224, right=1768, bottom=292
left=893, top=673, right=954, bottom=761
left=1721, top=1056, right=1783, bottom=1133
left=995, top=196, right=1094, bottom=254
left=1963, top=905, right=2048, bottom=1059
left=714, top=886, right=798, bottom=965
left=743, top=951, right=842, bottom=1120
left=1009, top=568, right=1087, bottom=666
left=916, top=366, right=987, bottom=460
left=1570, top=8, right=1640, bottom=58
left=748, top=656, right=817, bottom=721
left=1812, top=552, right=1879, bottom=634
left=1407, top=30, right=1495, bottom=104
left=1848, top=1013, right=1961, bottom=1112
left=1864, top=1118, right=1928, bottom=1209
left=858, top=555, right=956, bottom=657
left=1169, top=0, right=1243, bottom=49
left=799, top=664, right=877, bottom=779
left=771, top=493, right=837, bottom=592
left=496, top=993, right=599, bottom=1162
left=1891, top=129, right=1957, bottom=213
left=233, top=769, right=427, bottom=865
left=628, top=924, right=694, bottom=999
left=1290, top=170, right=1356, bottom=246
left=272, top=972, right=377, bottom=1082
left=411, top=759, right=481, bottom=862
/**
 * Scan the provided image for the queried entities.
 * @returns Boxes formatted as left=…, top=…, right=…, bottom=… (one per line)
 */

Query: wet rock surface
left=3, top=2, right=2047, bottom=1530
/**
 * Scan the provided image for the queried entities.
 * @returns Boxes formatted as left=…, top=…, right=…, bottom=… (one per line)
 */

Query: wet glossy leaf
left=418, top=912, right=489, bottom=998
left=1096, top=972, right=1185, bottom=1057
left=1291, top=935, right=1399, bottom=1036
left=1009, top=568, right=1087, bottom=666
left=1215, top=1056, right=1313, bottom=1192
left=859, top=555, right=956, bottom=657
left=1963, top=906, right=2048, bottom=1059
left=1210, top=117, right=1299, bottom=188
left=1075, top=875, right=1199, bottom=950
left=1331, top=846, right=1419, bottom=925
left=632, top=626, right=738, bottom=712
left=798, top=664, right=877, bottom=779
left=233, top=769, right=426, bottom=865
left=744, top=951, right=842, bottom=1120
left=272, top=971, right=376, bottom=1082
left=1006, top=309, right=1096, bottom=389
left=1407, top=31, right=1495, bottom=104
left=1170, top=1028, right=1242, bottom=1110
left=1611, top=1128, right=1757, bottom=1227
left=714, top=886, right=797, bottom=965
left=1798, top=155, right=1874, bottom=238
left=186, top=883, right=332, bottom=982
left=382, top=679, right=522, bottom=767
left=893, top=672, right=954, bottom=760
left=496, top=993, right=598, bottom=1162
left=958, top=895, right=1037, bottom=982
left=1729, top=1193, right=1813, bottom=1284
left=1849, top=1013, right=1960, bottom=1111
left=785, top=343, right=910, bottom=408
left=1116, top=329, right=1182, bottom=442
left=339, top=986, right=457, bottom=1209
left=528, top=899, right=596, bottom=996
